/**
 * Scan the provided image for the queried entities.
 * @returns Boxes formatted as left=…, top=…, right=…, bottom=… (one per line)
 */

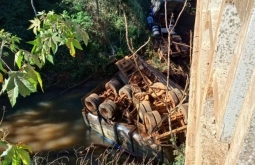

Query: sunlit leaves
left=24, top=64, right=43, bottom=92
left=16, top=143, right=32, bottom=153
left=2, top=70, right=40, bottom=106
left=0, top=30, right=21, bottom=54
left=0, top=144, right=14, bottom=165
left=66, top=38, right=83, bottom=57
left=35, top=70, right=43, bottom=92
left=0, top=144, right=31, bottom=165
left=9, top=35, right=21, bottom=52
left=27, top=11, right=88, bottom=57
left=46, top=54, right=54, bottom=64
left=5, top=75, right=19, bottom=107
left=28, top=18, right=41, bottom=35
left=16, top=149, right=30, bottom=165
left=15, top=75, right=36, bottom=97
left=72, top=38, right=83, bottom=50
left=17, top=50, right=42, bottom=69
left=0, top=11, right=89, bottom=106
left=14, top=50, right=23, bottom=69
left=66, top=38, right=76, bottom=57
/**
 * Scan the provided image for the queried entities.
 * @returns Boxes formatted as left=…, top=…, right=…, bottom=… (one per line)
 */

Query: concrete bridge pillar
left=186, top=0, right=255, bottom=164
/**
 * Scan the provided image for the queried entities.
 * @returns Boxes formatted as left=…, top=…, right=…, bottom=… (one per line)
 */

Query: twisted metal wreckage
left=81, top=54, right=189, bottom=161
left=81, top=0, right=190, bottom=161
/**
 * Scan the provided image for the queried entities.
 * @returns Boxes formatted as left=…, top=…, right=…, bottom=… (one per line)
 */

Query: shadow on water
left=0, top=81, right=110, bottom=163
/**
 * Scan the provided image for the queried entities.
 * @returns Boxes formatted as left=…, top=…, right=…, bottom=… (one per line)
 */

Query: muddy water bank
left=0, top=80, right=110, bottom=162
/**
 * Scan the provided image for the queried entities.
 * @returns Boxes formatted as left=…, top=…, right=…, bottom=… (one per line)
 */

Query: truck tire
left=166, top=90, right=179, bottom=108
left=84, top=93, right=102, bottom=115
left=99, top=100, right=117, bottom=120
left=119, top=85, right=132, bottom=99
left=172, top=88, right=183, bottom=102
left=105, top=79, right=122, bottom=94
left=178, top=103, right=188, bottom=124
left=136, top=101, right=152, bottom=122
left=144, top=111, right=162, bottom=134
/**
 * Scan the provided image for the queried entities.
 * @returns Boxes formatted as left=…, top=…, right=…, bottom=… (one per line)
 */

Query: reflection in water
left=0, top=82, right=108, bottom=154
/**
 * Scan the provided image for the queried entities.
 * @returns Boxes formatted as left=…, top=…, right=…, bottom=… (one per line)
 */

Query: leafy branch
left=0, top=11, right=89, bottom=107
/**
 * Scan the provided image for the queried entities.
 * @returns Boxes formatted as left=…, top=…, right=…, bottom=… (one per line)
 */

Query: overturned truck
left=81, top=55, right=188, bottom=161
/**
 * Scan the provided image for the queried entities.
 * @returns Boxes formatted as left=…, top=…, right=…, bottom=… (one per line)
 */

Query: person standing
left=147, top=13, right=154, bottom=31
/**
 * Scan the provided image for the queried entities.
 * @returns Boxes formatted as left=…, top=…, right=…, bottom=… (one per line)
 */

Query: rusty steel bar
left=156, top=125, right=187, bottom=140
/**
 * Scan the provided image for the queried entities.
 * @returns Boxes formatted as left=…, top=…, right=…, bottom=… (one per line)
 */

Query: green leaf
left=66, top=39, right=76, bottom=57
left=35, top=71, right=43, bottom=92
left=1, top=78, right=9, bottom=93
left=0, top=61, right=7, bottom=73
left=1, top=145, right=14, bottom=165
left=0, top=144, right=13, bottom=157
left=41, top=52, right=46, bottom=64
left=6, top=76, right=19, bottom=107
left=50, top=38, right=58, bottom=54
left=14, top=51, right=23, bottom=69
left=5, top=71, right=39, bottom=106
left=80, top=29, right=89, bottom=46
left=24, top=65, right=37, bottom=81
left=10, top=43, right=19, bottom=52
left=14, top=76, right=35, bottom=97
left=11, top=150, right=21, bottom=165
left=28, top=18, right=41, bottom=35
left=7, top=83, right=19, bottom=107
left=22, top=51, right=42, bottom=68
left=28, top=39, right=38, bottom=54
left=16, top=149, right=30, bottom=165
left=31, top=54, right=42, bottom=68
left=70, top=41, right=75, bottom=57
left=72, top=39, right=83, bottom=50
left=24, top=65, right=43, bottom=92
left=16, top=143, right=32, bottom=153
left=46, top=54, right=54, bottom=64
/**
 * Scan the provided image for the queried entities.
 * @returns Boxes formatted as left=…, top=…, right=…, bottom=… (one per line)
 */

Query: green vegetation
left=0, top=11, right=88, bottom=107
left=0, top=140, right=32, bottom=165
left=0, top=1, right=150, bottom=164
left=173, top=143, right=185, bottom=165
left=0, top=10, right=89, bottom=164
left=0, top=0, right=150, bottom=89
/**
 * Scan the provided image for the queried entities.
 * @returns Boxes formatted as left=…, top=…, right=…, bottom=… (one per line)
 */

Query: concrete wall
left=185, top=0, right=255, bottom=164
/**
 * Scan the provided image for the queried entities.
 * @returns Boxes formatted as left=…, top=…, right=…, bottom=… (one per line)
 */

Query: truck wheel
left=166, top=90, right=179, bottom=108
left=150, top=82, right=167, bottom=98
left=144, top=111, right=162, bottom=134
left=119, top=85, right=132, bottom=99
left=105, top=79, right=121, bottom=94
left=178, top=103, right=188, bottom=124
left=172, top=88, right=183, bottom=102
left=99, top=100, right=117, bottom=120
left=84, top=93, right=102, bottom=115
left=136, top=101, right=152, bottom=122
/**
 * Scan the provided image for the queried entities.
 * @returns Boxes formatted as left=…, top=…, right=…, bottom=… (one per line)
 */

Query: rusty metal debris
left=82, top=55, right=189, bottom=148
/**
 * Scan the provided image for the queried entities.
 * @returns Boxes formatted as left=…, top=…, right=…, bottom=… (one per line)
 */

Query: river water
left=0, top=81, right=109, bottom=163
